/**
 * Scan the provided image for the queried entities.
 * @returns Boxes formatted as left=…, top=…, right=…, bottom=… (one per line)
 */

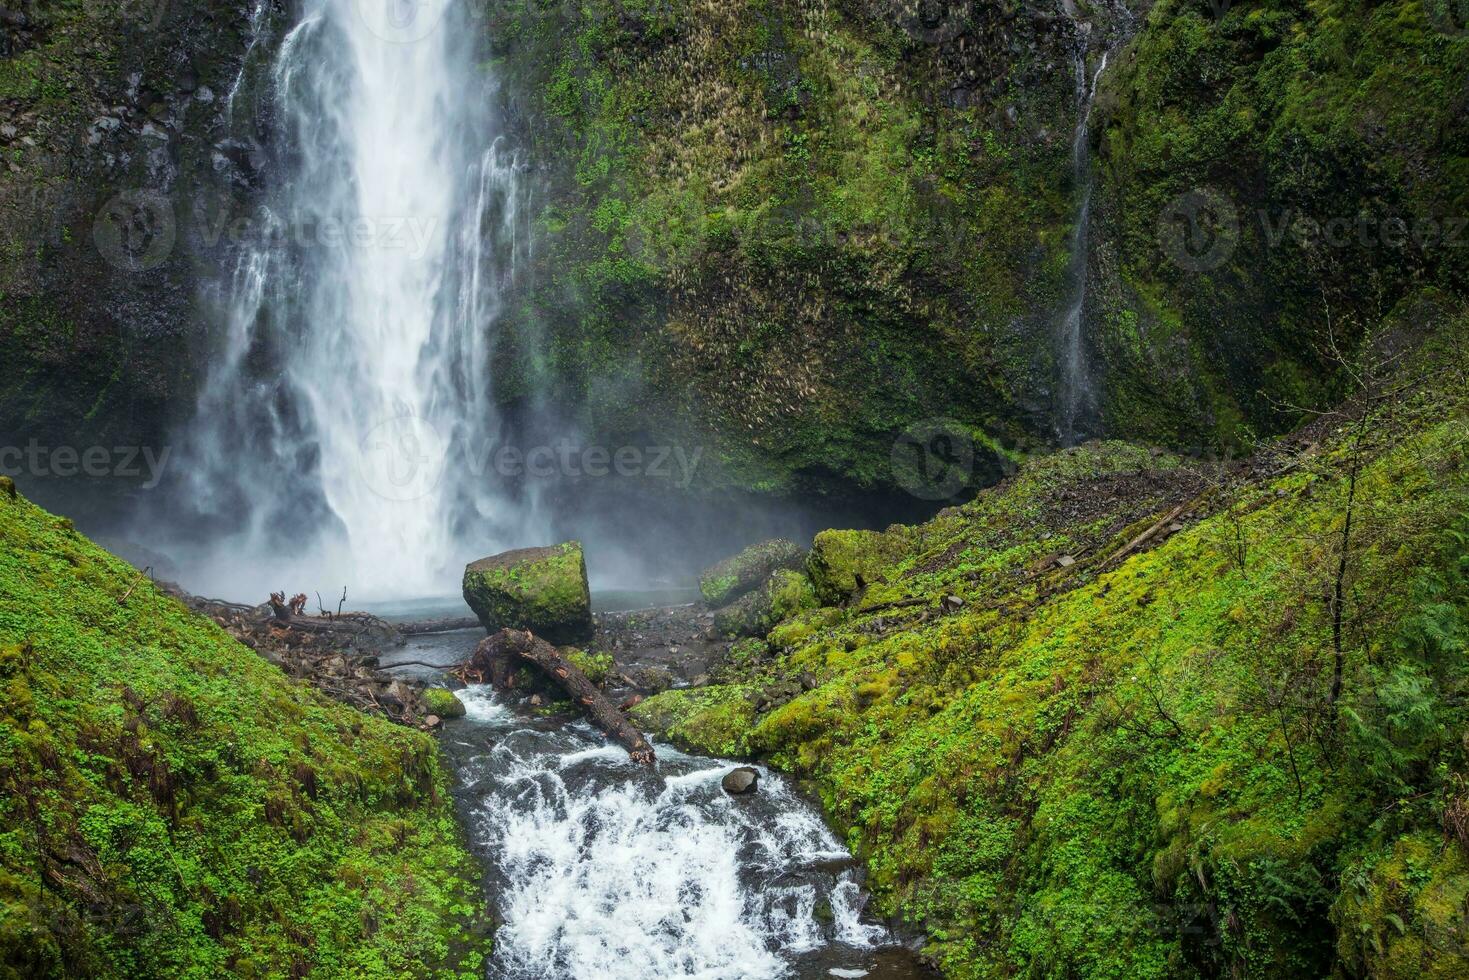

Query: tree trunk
left=398, top=616, right=482, bottom=636
left=462, top=629, right=656, bottom=765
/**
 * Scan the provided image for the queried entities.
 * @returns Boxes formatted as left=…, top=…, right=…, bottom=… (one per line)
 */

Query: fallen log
left=260, top=592, right=401, bottom=645
left=398, top=616, right=483, bottom=636
left=459, top=629, right=655, bottom=765
left=266, top=613, right=396, bottom=637
left=1099, top=491, right=1211, bottom=570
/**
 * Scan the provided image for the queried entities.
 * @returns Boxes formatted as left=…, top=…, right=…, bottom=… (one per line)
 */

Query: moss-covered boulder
left=805, top=527, right=913, bottom=605
left=699, top=538, right=806, bottom=607
left=462, top=542, right=593, bottom=644
left=422, top=687, right=467, bottom=719
left=713, top=569, right=818, bottom=639
left=630, top=685, right=759, bottom=757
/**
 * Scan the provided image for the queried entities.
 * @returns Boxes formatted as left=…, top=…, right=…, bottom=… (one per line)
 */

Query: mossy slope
left=0, top=485, right=489, bottom=977
left=638, top=309, right=1469, bottom=976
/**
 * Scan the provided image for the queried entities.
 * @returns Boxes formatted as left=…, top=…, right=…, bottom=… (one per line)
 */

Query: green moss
left=631, top=685, right=759, bottom=758
left=806, top=527, right=913, bottom=605
left=1331, top=832, right=1469, bottom=979
left=422, top=688, right=468, bottom=720
left=699, top=538, right=805, bottom=607
left=1095, top=0, right=1469, bottom=449
left=767, top=569, right=817, bottom=621
left=673, top=314, right=1469, bottom=977
left=462, top=542, right=593, bottom=644
left=565, top=649, right=614, bottom=687
left=0, top=490, right=491, bottom=976
left=486, top=0, right=1084, bottom=495
left=712, top=568, right=818, bottom=639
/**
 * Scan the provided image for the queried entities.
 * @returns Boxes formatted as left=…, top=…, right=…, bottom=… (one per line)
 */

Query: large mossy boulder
left=713, top=569, right=818, bottom=639
left=630, top=685, right=758, bottom=757
left=806, top=527, right=913, bottom=606
left=462, top=542, right=593, bottom=644
left=699, top=538, right=806, bottom=607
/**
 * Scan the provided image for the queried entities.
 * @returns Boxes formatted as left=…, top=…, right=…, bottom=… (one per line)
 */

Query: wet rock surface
left=1, top=0, right=276, bottom=523
left=722, top=766, right=760, bottom=795
left=589, top=603, right=732, bottom=693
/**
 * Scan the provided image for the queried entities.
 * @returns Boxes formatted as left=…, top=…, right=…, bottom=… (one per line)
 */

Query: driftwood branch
left=460, top=629, right=655, bottom=765
left=399, top=616, right=482, bottom=636
left=1100, top=492, right=1209, bottom=570
left=262, top=593, right=400, bottom=645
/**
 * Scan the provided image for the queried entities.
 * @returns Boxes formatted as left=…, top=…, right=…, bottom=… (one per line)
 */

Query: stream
left=382, top=625, right=933, bottom=980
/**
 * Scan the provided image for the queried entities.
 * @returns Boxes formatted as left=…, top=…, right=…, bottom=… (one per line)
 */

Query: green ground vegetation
left=0, top=483, right=491, bottom=978
left=635, top=299, right=1469, bottom=977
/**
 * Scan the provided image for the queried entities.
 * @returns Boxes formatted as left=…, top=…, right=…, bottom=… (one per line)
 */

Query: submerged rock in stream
left=722, top=765, right=760, bottom=794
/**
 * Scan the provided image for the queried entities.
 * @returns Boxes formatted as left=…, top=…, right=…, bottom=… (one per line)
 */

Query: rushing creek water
left=383, top=629, right=933, bottom=980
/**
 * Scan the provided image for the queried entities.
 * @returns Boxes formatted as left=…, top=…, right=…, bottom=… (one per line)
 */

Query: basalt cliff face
left=0, top=0, right=282, bottom=519
left=486, top=0, right=1137, bottom=497
left=5, top=1, right=1466, bottom=506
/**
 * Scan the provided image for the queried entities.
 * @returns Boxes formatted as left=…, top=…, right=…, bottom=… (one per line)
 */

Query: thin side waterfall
left=162, top=0, right=539, bottom=599
left=1055, top=47, right=1108, bottom=446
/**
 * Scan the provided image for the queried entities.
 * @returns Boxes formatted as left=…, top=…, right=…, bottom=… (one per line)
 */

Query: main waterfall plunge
left=162, top=0, right=539, bottom=599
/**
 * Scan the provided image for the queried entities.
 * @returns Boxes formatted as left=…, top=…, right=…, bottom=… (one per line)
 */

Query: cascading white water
left=168, top=0, right=538, bottom=600
left=1055, top=48, right=1109, bottom=446
left=447, top=686, right=890, bottom=979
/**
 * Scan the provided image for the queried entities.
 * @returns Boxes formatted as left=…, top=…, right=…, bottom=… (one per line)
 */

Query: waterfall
left=162, top=0, right=537, bottom=600
left=1055, top=47, right=1109, bottom=446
